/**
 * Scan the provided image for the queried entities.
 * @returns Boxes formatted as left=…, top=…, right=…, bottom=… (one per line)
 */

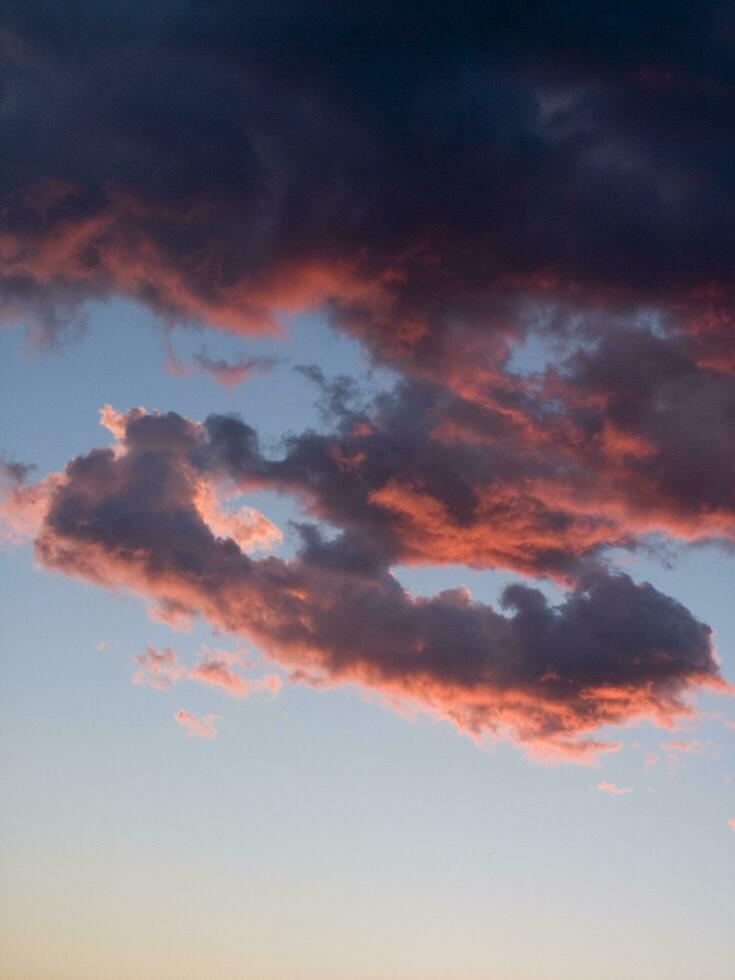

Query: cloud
left=132, top=642, right=281, bottom=699
left=191, top=352, right=276, bottom=388
left=0, top=454, right=61, bottom=543
left=11, top=405, right=729, bottom=762
left=3, top=1, right=735, bottom=369
left=133, top=645, right=185, bottom=692
left=174, top=710, right=219, bottom=740
left=660, top=739, right=711, bottom=756
left=165, top=343, right=276, bottom=388
left=597, top=782, right=632, bottom=795
left=188, top=647, right=281, bottom=699
left=198, top=358, right=735, bottom=581
left=2, top=3, right=735, bottom=763
left=729, top=817, right=735, bottom=831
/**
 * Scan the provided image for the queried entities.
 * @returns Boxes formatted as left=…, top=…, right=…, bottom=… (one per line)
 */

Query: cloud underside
left=1, top=3, right=734, bottom=757
left=2, top=3, right=735, bottom=363
left=1, top=407, right=723, bottom=762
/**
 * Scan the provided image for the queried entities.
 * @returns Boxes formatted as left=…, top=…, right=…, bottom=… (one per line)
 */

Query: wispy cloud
left=133, top=645, right=186, bottom=692
left=174, top=710, right=219, bottom=740
left=660, top=740, right=711, bottom=756
left=597, top=782, right=632, bottom=796
left=164, top=341, right=277, bottom=388
left=133, top=644, right=281, bottom=700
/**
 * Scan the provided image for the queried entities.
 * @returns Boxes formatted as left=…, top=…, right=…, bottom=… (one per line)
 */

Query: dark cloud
left=2, top=1, right=735, bottom=356
left=12, top=406, right=727, bottom=759
left=556, top=327, right=735, bottom=528
left=199, top=378, right=626, bottom=577
left=197, top=347, right=735, bottom=576
left=191, top=351, right=275, bottom=387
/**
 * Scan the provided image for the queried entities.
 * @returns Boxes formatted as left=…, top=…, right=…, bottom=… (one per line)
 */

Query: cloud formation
left=2, top=3, right=734, bottom=762
left=4, top=405, right=728, bottom=761
left=3, top=2, right=735, bottom=365
left=197, top=354, right=735, bottom=581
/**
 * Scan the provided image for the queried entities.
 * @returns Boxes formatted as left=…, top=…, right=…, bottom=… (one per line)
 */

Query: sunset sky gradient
left=1, top=3, right=735, bottom=978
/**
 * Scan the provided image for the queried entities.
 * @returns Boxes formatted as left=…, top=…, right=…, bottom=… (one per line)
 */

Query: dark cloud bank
left=2, top=1, right=734, bottom=755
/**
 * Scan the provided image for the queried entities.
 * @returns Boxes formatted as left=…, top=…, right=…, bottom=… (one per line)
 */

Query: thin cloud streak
left=597, top=782, right=632, bottom=796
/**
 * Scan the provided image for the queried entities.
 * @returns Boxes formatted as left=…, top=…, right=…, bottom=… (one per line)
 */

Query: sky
left=1, top=3, right=734, bottom=979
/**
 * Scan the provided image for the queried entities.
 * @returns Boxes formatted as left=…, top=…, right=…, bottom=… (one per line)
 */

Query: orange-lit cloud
left=133, top=643, right=281, bottom=699
left=6, top=405, right=729, bottom=763
left=188, top=647, right=281, bottom=699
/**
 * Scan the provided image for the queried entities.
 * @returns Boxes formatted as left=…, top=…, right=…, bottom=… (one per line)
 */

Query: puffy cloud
left=2, top=3, right=735, bottom=762
left=4, top=6, right=735, bottom=664
left=11, top=406, right=729, bottom=761
left=174, top=710, right=218, bottom=740
left=198, top=359, right=735, bottom=580
left=550, top=327, right=735, bottom=539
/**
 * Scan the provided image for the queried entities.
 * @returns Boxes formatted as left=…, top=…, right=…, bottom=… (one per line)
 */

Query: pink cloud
left=597, top=782, right=632, bottom=795
left=188, top=647, right=282, bottom=699
left=131, top=643, right=282, bottom=700
left=175, top=710, right=219, bottom=740
left=18, top=406, right=733, bottom=763
left=660, top=739, right=710, bottom=756
left=0, top=459, right=62, bottom=544
left=192, top=481, right=281, bottom=554
left=133, top=645, right=185, bottom=691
